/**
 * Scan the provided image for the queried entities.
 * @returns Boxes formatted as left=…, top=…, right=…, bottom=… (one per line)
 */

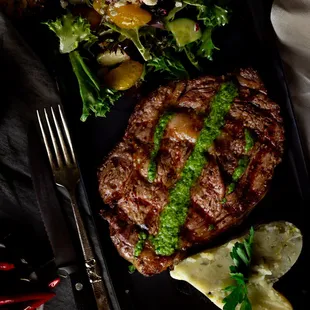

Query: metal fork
left=36, top=105, right=110, bottom=310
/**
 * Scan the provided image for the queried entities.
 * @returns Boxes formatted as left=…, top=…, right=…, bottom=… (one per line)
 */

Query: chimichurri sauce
left=134, top=232, right=147, bottom=257
left=151, top=82, right=238, bottom=256
left=244, top=129, right=254, bottom=154
left=232, top=157, right=250, bottom=182
left=227, top=129, right=254, bottom=194
left=148, top=112, right=174, bottom=182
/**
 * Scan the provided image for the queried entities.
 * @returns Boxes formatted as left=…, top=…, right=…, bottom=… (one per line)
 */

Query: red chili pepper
left=0, top=292, right=55, bottom=306
left=48, top=277, right=60, bottom=288
left=23, top=293, right=55, bottom=310
left=0, top=262, right=15, bottom=271
left=195, top=23, right=200, bottom=31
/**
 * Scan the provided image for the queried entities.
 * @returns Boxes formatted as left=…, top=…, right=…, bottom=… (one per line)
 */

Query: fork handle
left=69, top=191, right=110, bottom=310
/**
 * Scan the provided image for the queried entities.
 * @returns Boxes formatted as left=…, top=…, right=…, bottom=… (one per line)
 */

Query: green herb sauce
left=226, top=130, right=254, bottom=195
left=148, top=112, right=174, bottom=182
left=134, top=232, right=147, bottom=257
left=244, top=129, right=254, bottom=153
left=221, top=197, right=227, bottom=204
left=232, top=157, right=250, bottom=182
left=227, top=157, right=250, bottom=194
left=208, top=224, right=215, bottom=231
left=151, top=82, right=238, bottom=256
left=128, top=264, right=136, bottom=274
left=227, top=182, right=236, bottom=194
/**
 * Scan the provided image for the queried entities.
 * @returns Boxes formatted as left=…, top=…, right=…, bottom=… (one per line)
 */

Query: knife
left=28, top=123, right=95, bottom=309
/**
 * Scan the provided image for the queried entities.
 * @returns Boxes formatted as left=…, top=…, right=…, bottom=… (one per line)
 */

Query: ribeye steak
left=98, top=68, right=284, bottom=276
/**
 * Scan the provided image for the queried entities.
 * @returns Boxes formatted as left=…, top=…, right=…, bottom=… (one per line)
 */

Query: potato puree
left=170, top=222, right=302, bottom=310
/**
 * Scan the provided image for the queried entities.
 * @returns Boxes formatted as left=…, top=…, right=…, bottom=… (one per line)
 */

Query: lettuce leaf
left=167, top=1, right=230, bottom=64
left=69, top=51, right=122, bottom=122
left=44, top=13, right=97, bottom=54
left=44, top=14, right=122, bottom=121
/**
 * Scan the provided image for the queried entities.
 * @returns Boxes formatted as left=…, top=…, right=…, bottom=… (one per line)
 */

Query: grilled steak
left=98, top=68, right=284, bottom=276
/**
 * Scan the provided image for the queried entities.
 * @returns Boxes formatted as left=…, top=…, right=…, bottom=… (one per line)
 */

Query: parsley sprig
left=223, top=227, right=255, bottom=310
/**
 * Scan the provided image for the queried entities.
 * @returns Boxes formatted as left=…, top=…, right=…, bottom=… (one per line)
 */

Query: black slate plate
left=17, top=0, right=309, bottom=309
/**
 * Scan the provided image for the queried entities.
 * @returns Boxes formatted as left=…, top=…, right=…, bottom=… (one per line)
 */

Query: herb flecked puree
left=148, top=112, right=174, bottom=182
left=151, top=82, right=238, bottom=256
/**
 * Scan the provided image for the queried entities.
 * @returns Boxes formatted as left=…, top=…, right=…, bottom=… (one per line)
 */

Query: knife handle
left=66, top=270, right=95, bottom=310
left=68, top=191, right=110, bottom=310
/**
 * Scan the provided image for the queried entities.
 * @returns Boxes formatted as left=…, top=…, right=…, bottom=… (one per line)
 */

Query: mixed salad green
left=44, top=0, right=231, bottom=121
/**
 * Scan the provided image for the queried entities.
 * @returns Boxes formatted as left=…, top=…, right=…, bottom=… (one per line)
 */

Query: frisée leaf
left=147, top=55, right=189, bottom=79
left=43, top=13, right=97, bottom=54
left=44, top=14, right=122, bottom=121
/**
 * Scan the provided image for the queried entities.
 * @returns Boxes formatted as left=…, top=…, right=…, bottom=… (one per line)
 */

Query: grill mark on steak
left=190, top=157, right=226, bottom=220
left=185, top=75, right=223, bottom=91
left=236, top=68, right=267, bottom=93
left=181, top=204, right=216, bottom=245
left=154, top=112, right=204, bottom=187
left=212, top=120, right=248, bottom=176
left=156, top=139, right=194, bottom=188
left=229, top=101, right=284, bottom=151
left=224, top=143, right=280, bottom=217
left=103, top=208, right=138, bottom=262
left=117, top=172, right=169, bottom=233
left=177, top=76, right=222, bottom=113
left=178, top=88, right=217, bottom=113
left=125, top=84, right=174, bottom=144
left=250, top=92, right=282, bottom=123
left=182, top=157, right=227, bottom=244
left=98, top=68, right=284, bottom=275
left=98, top=142, right=133, bottom=205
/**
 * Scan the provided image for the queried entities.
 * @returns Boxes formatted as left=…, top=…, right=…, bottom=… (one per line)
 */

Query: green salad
left=44, top=0, right=231, bottom=121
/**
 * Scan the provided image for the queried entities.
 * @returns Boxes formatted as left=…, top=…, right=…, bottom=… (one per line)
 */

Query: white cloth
left=271, top=0, right=310, bottom=159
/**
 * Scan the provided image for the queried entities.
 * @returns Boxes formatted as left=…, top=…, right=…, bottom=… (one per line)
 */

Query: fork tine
left=58, top=105, right=76, bottom=165
left=36, top=110, right=56, bottom=171
left=51, top=106, right=71, bottom=166
left=44, top=108, right=64, bottom=168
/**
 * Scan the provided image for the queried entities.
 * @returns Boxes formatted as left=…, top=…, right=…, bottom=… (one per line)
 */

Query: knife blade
left=27, top=123, right=95, bottom=309
left=28, top=123, right=77, bottom=269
